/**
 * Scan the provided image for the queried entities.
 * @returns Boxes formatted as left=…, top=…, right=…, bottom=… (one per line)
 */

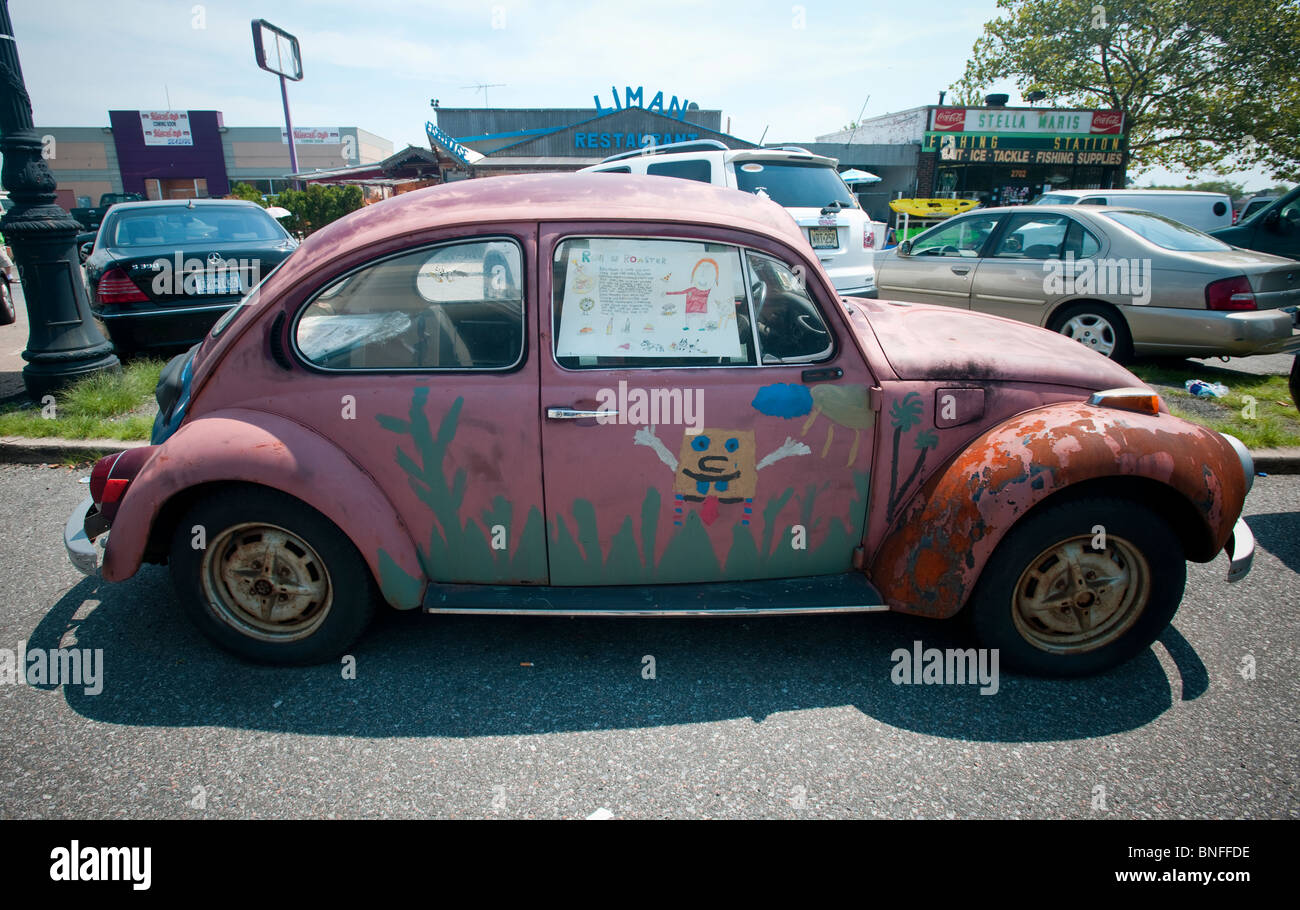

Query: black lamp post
left=0, top=0, right=119, bottom=399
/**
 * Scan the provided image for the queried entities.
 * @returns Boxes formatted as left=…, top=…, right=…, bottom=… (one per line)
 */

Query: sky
left=7, top=0, right=1286, bottom=191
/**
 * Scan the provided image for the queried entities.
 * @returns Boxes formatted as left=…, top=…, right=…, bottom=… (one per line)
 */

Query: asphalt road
left=0, top=464, right=1296, bottom=819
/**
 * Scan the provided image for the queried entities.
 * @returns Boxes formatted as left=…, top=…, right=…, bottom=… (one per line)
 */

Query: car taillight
left=88, top=446, right=155, bottom=522
left=96, top=267, right=149, bottom=305
left=1205, top=275, right=1256, bottom=311
left=864, top=226, right=874, bottom=249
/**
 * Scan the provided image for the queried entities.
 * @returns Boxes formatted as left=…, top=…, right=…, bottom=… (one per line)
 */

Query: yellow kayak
left=888, top=198, right=980, bottom=218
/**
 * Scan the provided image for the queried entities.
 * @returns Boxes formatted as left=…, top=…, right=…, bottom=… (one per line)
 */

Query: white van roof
left=1047, top=188, right=1228, bottom=198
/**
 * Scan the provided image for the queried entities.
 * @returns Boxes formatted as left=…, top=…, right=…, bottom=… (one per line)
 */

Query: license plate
left=809, top=227, right=838, bottom=249
left=196, top=273, right=242, bottom=295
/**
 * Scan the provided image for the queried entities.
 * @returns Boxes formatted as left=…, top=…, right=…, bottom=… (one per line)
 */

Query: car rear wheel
left=169, top=487, right=378, bottom=664
left=967, top=498, right=1184, bottom=677
left=1050, top=303, right=1133, bottom=363
left=0, top=278, right=15, bottom=326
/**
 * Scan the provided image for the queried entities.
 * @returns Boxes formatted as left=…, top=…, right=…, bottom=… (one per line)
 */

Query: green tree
left=1141, top=180, right=1245, bottom=198
left=228, top=182, right=267, bottom=205
left=274, top=183, right=364, bottom=235
left=951, top=0, right=1300, bottom=180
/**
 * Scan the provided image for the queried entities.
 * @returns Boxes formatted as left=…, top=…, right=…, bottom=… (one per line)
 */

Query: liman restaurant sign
left=931, top=107, right=1124, bottom=135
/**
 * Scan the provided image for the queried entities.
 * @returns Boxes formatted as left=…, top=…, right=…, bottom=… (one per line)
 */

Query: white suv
left=583, top=140, right=885, bottom=297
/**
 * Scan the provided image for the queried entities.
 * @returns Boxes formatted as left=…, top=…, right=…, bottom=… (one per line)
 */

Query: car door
left=287, top=228, right=549, bottom=586
left=971, top=212, right=1100, bottom=324
left=877, top=213, right=1002, bottom=308
left=538, top=225, right=876, bottom=586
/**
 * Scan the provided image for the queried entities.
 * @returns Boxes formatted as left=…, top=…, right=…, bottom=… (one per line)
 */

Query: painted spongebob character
left=634, top=425, right=810, bottom=526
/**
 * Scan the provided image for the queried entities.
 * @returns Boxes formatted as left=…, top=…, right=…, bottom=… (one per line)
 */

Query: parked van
left=584, top=140, right=886, bottom=297
left=1031, top=188, right=1233, bottom=232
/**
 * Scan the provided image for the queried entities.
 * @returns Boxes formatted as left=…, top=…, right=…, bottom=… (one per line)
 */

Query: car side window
left=910, top=215, right=1001, bottom=258
left=646, top=160, right=712, bottom=183
left=1079, top=197, right=1107, bottom=205
left=552, top=237, right=754, bottom=369
left=990, top=213, right=1071, bottom=259
left=745, top=251, right=833, bottom=363
left=294, top=239, right=524, bottom=370
left=1063, top=219, right=1102, bottom=257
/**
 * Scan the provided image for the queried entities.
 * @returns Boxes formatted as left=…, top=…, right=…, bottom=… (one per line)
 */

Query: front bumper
left=64, top=495, right=105, bottom=577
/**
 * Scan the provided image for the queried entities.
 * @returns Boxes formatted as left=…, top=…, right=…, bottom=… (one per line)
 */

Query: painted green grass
left=0, top=359, right=162, bottom=441
left=1129, top=361, right=1300, bottom=449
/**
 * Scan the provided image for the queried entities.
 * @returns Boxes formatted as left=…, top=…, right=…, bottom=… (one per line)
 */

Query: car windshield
left=1101, top=210, right=1231, bottom=251
left=108, top=207, right=287, bottom=248
left=1031, top=193, right=1077, bottom=205
left=733, top=160, right=858, bottom=208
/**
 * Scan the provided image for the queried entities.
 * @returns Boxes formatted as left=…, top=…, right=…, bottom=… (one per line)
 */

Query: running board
left=422, top=573, right=890, bottom=616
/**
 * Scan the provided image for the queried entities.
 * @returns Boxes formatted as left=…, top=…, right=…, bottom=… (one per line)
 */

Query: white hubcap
left=1060, top=313, right=1117, bottom=358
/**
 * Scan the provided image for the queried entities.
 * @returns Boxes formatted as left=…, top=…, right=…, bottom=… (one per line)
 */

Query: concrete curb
left=1, top=435, right=1298, bottom=473
left=0, top=436, right=146, bottom=465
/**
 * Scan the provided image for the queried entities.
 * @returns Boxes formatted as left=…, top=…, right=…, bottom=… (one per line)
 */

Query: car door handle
left=951, top=266, right=971, bottom=276
left=546, top=407, right=617, bottom=420
left=801, top=367, right=842, bottom=382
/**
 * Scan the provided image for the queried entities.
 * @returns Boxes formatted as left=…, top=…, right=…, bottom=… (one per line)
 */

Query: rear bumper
left=94, top=301, right=235, bottom=352
left=1226, top=518, right=1255, bottom=582
left=1126, top=305, right=1300, bottom=357
left=64, top=495, right=103, bottom=577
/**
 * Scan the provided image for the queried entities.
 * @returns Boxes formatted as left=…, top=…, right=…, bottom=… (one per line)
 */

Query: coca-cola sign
left=932, top=108, right=966, bottom=131
left=1090, top=111, right=1124, bottom=134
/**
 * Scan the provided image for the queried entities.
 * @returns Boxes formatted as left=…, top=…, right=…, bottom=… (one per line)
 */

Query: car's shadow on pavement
left=38, top=567, right=1206, bottom=743
left=1243, top=510, right=1300, bottom=574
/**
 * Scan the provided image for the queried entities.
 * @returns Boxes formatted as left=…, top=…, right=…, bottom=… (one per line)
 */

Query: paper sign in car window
left=555, top=240, right=744, bottom=359
left=416, top=248, right=483, bottom=302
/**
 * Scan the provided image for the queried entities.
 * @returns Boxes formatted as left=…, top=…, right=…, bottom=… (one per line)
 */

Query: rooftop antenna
left=758, top=124, right=769, bottom=146
left=462, top=82, right=506, bottom=107
left=845, top=94, right=870, bottom=145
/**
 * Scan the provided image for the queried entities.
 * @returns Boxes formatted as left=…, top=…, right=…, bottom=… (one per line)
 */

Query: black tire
left=967, top=497, right=1185, bottom=677
left=0, top=278, right=15, bottom=326
left=1049, top=302, right=1133, bottom=363
left=169, top=486, right=379, bottom=665
left=1289, top=354, right=1299, bottom=412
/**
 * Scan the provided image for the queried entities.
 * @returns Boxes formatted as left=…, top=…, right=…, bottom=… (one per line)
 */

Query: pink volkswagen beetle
left=64, top=174, right=1256, bottom=675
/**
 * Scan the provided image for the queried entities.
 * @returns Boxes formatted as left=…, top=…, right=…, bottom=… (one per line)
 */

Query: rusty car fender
left=869, top=401, right=1247, bottom=619
left=101, top=408, right=426, bottom=610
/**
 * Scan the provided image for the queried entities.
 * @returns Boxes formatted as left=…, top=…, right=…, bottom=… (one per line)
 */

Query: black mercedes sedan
left=83, top=199, right=298, bottom=355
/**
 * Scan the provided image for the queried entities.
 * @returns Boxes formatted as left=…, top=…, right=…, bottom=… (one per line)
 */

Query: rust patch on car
left=870, top=403, right=1246, bottom=619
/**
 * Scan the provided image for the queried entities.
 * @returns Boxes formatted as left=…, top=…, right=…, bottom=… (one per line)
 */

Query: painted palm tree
left=889, top=428, right=940, bottom=518
left=886, top=392, right=924, bottom=510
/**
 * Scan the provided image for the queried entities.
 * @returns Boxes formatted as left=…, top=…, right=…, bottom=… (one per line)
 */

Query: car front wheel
left=169, top=486, right=378, bottom=664
left=967, top=497, right=1184, bottom=677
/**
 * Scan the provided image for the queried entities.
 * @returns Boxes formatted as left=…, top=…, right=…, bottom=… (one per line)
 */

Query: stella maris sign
left=594, top=86, right=699, bottom=121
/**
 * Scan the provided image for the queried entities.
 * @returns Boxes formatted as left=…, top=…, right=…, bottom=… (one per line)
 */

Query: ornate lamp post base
left=1, top=7, right=121, bottom=401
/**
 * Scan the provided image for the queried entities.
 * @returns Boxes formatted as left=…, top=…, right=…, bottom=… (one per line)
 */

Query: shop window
left=552, top=237, right=754, bottom=369
left=295, top=239, right=524, bottom=371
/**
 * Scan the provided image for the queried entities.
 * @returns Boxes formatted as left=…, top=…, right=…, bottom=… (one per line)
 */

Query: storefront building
left=427, top=87, right=757, bottom=177
left=815, top=104, right=1126, bottom=208
left=42, top=110, right=392, bottom=206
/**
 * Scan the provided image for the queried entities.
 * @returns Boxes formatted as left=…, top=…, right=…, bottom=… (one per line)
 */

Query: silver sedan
left=873, top=204, right=1300, bottom=361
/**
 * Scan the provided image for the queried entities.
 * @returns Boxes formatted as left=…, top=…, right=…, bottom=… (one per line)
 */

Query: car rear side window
left=552, top=237, right=755, bottom=369
left=1101, top=210, right=1231, bottom=251
left=646, top=160, right=712, bottom=183
left=294, top=238, right=524, bottom=370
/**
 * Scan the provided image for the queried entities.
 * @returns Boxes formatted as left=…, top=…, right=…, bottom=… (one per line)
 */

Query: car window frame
left=547, top=232, right=839, bottom=371
left=288, top=233, right=529, bottom=375
left=911, top=212, right=1005, bottom=259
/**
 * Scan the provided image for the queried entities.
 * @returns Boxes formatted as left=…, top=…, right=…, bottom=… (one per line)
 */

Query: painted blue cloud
left=751, top=383, right=813, bottom=418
